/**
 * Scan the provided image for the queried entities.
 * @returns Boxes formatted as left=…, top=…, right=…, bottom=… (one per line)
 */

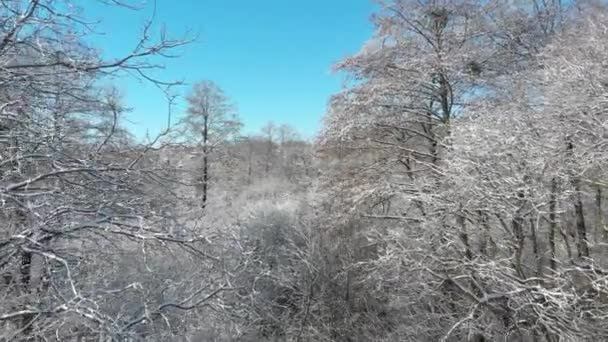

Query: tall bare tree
left=182, top=81, right=241, bottom=209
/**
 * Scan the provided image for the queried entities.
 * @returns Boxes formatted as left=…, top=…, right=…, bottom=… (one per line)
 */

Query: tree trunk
left=202, top=153, right=208, bottom=208
left=573, top=179, right=589, bottom=258
left=265, top=139, right=273, bottom=176
left=512, top=215, right=526, bottom=279
left=512, top=191, right=526, bottom=279
left=458, top=212, right=473, bottom=261
left=548, top=178, right=558, bottom=272
left=558, top=220, right=573, bottom=262
left=247, top=146, right=253, bottom=185
left=567, top=139, right=589, bottom=258
left=596, top=187, right=605, bottom=241
left=478, top=211, right=496, bottom=257
left=530, top=217, right=542, bottom=279
left=201, top=114, right=209, bottom=209
left=17, top=209, right=34, bottom=336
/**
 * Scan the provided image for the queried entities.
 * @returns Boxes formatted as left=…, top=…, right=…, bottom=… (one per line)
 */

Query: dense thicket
left=318, top=1, right=608, bottom=341
left=1, top=0, right=607, bottom=341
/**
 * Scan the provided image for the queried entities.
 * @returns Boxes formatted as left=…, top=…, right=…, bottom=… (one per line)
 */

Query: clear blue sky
left=86, top=0, right=375, bottom=139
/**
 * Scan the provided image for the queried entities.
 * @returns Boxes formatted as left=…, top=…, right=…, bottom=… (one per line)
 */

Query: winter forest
left=1, top=0, right=608, bottom=341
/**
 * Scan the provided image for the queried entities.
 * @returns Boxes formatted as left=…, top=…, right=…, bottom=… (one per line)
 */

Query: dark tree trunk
left=573, top=178, right=589, bottom=258
left=566, top=139, right=589, bottom=258
left=512, top=191, right=526, bottom=279
left=596, top=187, right=605, bottom=241
left=512, top=215, right=526, bottom=279
left=20, top=251, right=34, bottom=333
left=247, top=147, right=253, bottom=185
left=549, top=178, right=558, bottom=271
left=17, top=208, right=34, bottom=336
left=458, top=213, right=473, bottom=261
left=530, top=217, right=542, bottom=279
left=201, top=114, right=209, bottom=209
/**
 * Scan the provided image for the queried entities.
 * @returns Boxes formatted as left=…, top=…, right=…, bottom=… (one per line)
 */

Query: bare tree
left=0, top=1, right=236, bottom=340
left=182, top=80, right=241, bottom=209
left=315, top=1, right=608, bottom=341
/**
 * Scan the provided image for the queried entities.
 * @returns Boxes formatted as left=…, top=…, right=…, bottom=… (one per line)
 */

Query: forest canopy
left=1, top=0, right=607, bottom=341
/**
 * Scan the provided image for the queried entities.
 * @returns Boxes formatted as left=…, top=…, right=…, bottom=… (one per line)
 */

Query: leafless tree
left=0, top=1, right=237, bottom=340
left=181, top=80, right=241, bottom=209
left=315, top=1, right=608, bottom=341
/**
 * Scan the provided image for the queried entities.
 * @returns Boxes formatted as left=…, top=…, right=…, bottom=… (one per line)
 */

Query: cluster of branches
left=315, top=0, right=608, bottom=341
left=6, top=0, right=608, bottom=341
left=167, top=85, right=314, bottom=210
left=0, top=1, right=239, bottom=340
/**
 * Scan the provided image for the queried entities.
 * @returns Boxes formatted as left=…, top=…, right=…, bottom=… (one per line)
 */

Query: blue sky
left=87, top=0, right=376, bottom=139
